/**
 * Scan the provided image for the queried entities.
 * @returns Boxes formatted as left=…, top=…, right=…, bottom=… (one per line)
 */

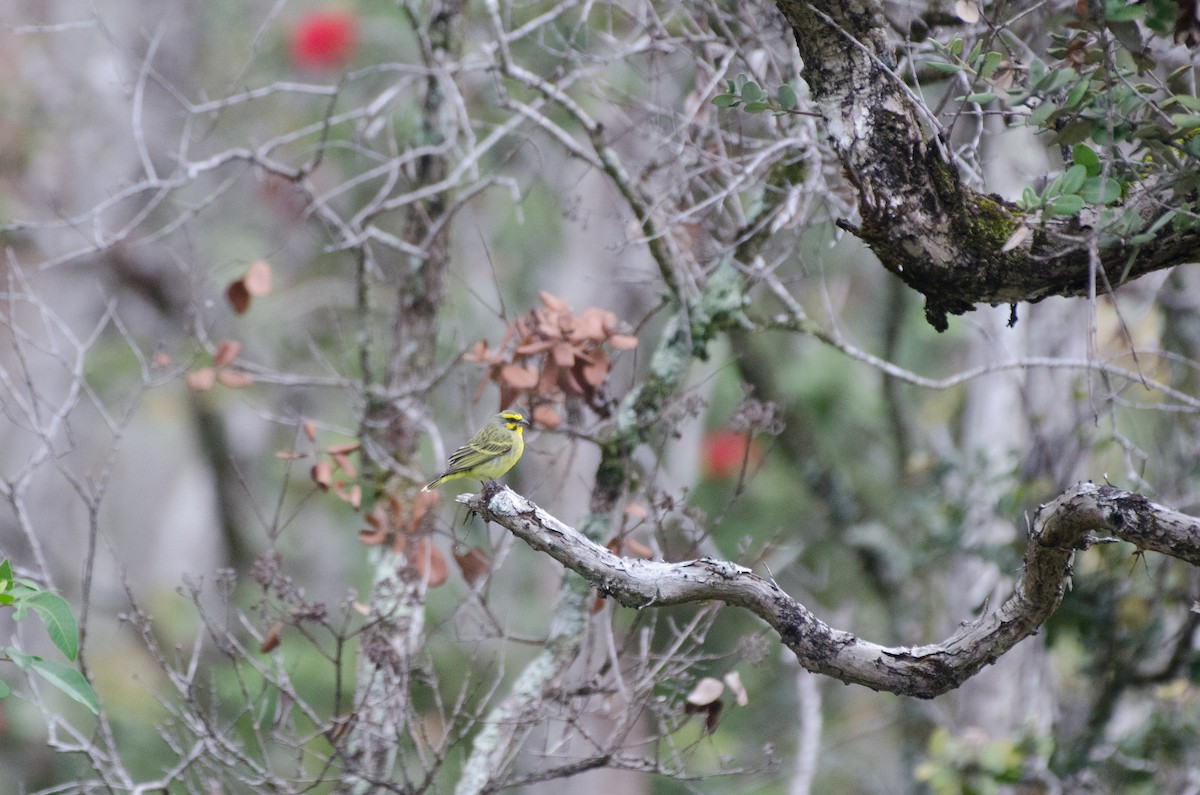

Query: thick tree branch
left=772, top=0, right=1200, bottom=331
left=462, top=482, right=1200, bottom=699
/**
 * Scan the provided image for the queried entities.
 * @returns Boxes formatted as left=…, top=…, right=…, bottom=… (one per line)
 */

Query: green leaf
left=27, top=592, right=78, bottom=661
left=740, top=81, right=763, bottom=103
left=711, top=94, right=740, bottom=108
left=980, top=51, right=1005, bottom=80
left=1072, top=144, right=1101, bottom=177
left=1171, top=113, right=1200, bottom=130
left=949, top=38, right=964, bottom=57
left=1029, top=100, right=1058, bottom=128
left=1052, top=119, right=1095, bottom=146
left=1046, top=194, right=1085, bottom=217
left=966, top=40, right=983, bottom=66
left=1020, top=186, right=1040, bottom=209
left=964, top=92, right=997, bottom=104
left=1104, top=2, right=1145, bottom=22
left=777, top=84, right=798, bottom=112
left=29, top=658, right=98, bottom=715
left=1034, top=67, right=1075, bottom=94
left=1174, top=95, right=1200, bottom=112
left=1081, top=176, right=1122, bottom=205
left=0, top=560, right=12, bottom=588
left=1059, top=164, right=1088, bottom=195
left=0, top=679, right=10, bottom=699
left=928, top=61, right=963, bottom=74
left=743, top=101, right=770, bottom=114
left=1064, top=78, right=1091, bottom=110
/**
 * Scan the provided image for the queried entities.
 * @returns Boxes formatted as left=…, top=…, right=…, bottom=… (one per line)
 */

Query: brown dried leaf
left=589, top=593, right=606, bottom=614
left=540, top=291, right=569, bottom=313
left=686, top=677, right=725, bottom=706
left=358, top=525, right=388, bottom=545
left=453, top=546, right=491, bottom=584
left=260, top=621, right=283, bottom=654
left=500, top=364, right=539, bottom=389
left=608, top=334, right=638, bottom=350
left=311, top=461, right=332, bottom=490
left=326, top=441, right=361, bottom=455
left=623, top=536, right=655, bottom=560
left=723, top=671, right=748, bottom=707
left=551, top=341, right=576, bottom=368
left=462, top=340, right=492, bottom=363
left=514, top=339, right=556, bottom=356
left=624, top=502, right=648, bottom=520
left=186, top=367, right=216, bottom=392
left=275, top=450, right=308, bottom=460
left=351, top=601, right=371, bottom=616
left=302, top=419, right=317, bottom=442
left=573, top=307, right=615, bottom=342
left=243, top=260, right=273, bottom=296
left=411, top=538, right=448, bottom=587
left=348, top=484, right=362, bottom=510
left=331, top=452, right=358, bottom=479
left=605, top=536, right=622, bottom=555
left=558, top=363, right=585, bottom=396
left=152, top=351, right=172, bottom=367
left=216, top=369, right=253, bottom=389
left=580, top=348, right=609, bottom=388
left=213, top=339, right=241, bottom=368
left=531, top=404, right=560, bottom=429
left=226, top=280, right=251, bottom=314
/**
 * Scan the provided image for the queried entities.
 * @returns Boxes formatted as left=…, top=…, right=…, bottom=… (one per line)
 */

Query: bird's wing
left=445, top=436, right=509, bottom=469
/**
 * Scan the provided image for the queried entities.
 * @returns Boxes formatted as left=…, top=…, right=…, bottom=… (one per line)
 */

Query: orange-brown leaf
left=186, top=367, right=216, bottom=391
left=326, top=441, right=361, bottom=455
left=216, top=369, right=253, bottom=389
left=573, top=307, right=615, bottom=342
left=580, top=349, right=609, bottom=387
left=608, top=334, right=638, bottom=350
left=551, top=341, right=576, bottom=368
left=539, top=291, right=569, bottom=313
left=302, top=419, right=317, bottom=443
left=275, top=450, right=308, bottom=460
left=226, top=280, right=251, bottom=314
left=260, top=621, right=283, bottom=654
left=453, top=546, right=491, bottom=584
left=500, top=364, right=539, bottom=389
left=331, top=452, right=358, bottom=479
left=531, top=404, right=561, bottom=429
left=624, top=536, right=655, bottom=560
left=213, top=339, right=241, bottom=368
left=410, top=538, right=448, bottom=587
left=311, top=461, right=332, bottom=490
left=243, top=260, right=273, bottom=297
left=589, top=593, right=606, bottom=614
left=462, top=340, right=491, bottom=363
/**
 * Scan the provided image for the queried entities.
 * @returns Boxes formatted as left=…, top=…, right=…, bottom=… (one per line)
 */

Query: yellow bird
left=422, top=411, right=531, bottom=492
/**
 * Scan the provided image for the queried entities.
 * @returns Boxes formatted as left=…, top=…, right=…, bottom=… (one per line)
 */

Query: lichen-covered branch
left=772, top=0, right=1200, bottom=331
left=463, top=482, right=1200, bottom=699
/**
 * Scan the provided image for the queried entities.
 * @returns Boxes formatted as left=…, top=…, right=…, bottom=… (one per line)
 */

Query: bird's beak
left=521, top=417, right=532, bottom=428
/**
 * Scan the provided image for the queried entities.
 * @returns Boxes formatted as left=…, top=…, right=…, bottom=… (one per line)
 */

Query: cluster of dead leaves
left=356, top=490, right=494, bottom=589
left=464, top=291, right=637, bottom=429
left=276, top=419, right=363, bottom=509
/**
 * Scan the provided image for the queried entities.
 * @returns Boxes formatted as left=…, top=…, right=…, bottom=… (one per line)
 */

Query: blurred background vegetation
left=0, top=0, right=1198, bottom=792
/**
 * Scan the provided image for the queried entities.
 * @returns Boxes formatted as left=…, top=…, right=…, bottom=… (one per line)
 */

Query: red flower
left=290, top=11, right=358, bottom=71
left=701, top=430, right=757, bottom=480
